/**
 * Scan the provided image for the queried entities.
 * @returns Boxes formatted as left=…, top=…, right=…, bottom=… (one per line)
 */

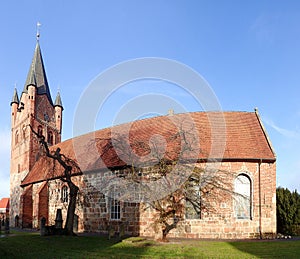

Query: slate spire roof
left=10, top=87, right=19, bottom=105
left=54, top=91, right=63, bottom=110
left=23, top=41, right=53, bottom=105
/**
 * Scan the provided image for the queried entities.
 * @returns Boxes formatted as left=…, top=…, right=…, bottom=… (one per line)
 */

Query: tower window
left=37, top=126, right=43, bottom=137
left=47, top=131, right=53, bottom=145
left=15, top=130, right=19, bottom=145
left=22, top=125, right=26, bottom=139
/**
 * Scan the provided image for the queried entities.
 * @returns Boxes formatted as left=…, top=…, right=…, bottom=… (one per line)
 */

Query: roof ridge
left=60, top=110, right=257, bottom=144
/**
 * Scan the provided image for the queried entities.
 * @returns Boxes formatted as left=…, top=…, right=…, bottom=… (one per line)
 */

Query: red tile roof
left=21, top=111, right=275, bottom=187
left=0, top=198, right=10, bottom=210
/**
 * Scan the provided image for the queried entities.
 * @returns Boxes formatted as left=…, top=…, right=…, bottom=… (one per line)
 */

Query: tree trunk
left=162, top=228, right=168, bottom=242
left=28, top=125, right=81, bottom=236
left=64, top=181, right=79, bottom=235
left=160, top=223, right=173, bottom=242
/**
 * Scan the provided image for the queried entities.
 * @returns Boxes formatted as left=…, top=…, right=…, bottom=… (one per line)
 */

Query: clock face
left=36, top=96, right=55, bottom=123
left=44, top=113, right=50, bottom=122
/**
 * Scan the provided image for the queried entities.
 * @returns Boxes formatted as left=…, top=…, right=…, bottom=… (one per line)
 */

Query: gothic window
left=22, top=125, right=26, bottom=139
left=47, top=131, right=53, bottom=145
left=15, top=130, right=19, bottom=145
left=61, top=186, right=69, bottom=203
left=234, top=174, right=252, bottom=219
left=38, top=126, right=43, bottom=137
left=185, top=177, right=201, bottom=219
left=108, top=187, right=121, bottom=220
left=109, top=198, right=121, bottom=220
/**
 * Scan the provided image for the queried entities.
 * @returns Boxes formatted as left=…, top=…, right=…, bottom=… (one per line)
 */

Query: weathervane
left=36, top=22, right=41, bottom=41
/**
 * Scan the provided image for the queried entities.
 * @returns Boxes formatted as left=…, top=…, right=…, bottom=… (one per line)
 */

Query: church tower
left=10, top=34, right=63, bottom=227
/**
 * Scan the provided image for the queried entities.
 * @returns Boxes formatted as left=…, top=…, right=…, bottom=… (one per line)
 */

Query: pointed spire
left=10, top=87, right=19, bottom=106
left=54, top=91, right=64, bottom=110
left=26, top=67, right=37, bottom=87
left=23, top=40, right=53, bottom=105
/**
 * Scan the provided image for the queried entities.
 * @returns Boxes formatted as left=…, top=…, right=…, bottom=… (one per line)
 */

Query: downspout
left=258, top=159, right=262, bottom=239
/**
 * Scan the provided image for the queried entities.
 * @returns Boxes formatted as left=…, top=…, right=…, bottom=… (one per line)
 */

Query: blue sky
left=1, top=0, right=300, bottom=197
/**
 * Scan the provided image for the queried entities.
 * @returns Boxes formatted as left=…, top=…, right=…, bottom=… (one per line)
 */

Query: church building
left=10, top=38, right=63, bottom=228
left=10, top=37, right=277, bottom=239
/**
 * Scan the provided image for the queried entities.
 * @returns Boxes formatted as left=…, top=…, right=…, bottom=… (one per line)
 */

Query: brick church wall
left=138, top=161, right=276, bottom=239
left=23, top=156, right=276, bottom=239
left=43, top=159, right=276, bottom=238
left=80, top=171, right=141, bottom=235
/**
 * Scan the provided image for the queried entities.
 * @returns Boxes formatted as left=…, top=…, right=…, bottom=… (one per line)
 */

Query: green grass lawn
left=0, top=231, right=300, bottom=258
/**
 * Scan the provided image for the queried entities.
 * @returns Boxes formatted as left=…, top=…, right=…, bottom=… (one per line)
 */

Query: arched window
left=234, top=174, right=252, bottom=219
left=61, top=186, right=69, bottom=203
left=15, top=130, right=19, bottom=145
left=108, top=187, right=120, bottom=220
left=22, top=125, right=26, bottom=139
left=109, top=198, right=120, bottom=220
left=47, top=131, right=53, bottom=145
left=37, top=126, right=43, bottom=137
left=185, top=177, right=201, bottom=219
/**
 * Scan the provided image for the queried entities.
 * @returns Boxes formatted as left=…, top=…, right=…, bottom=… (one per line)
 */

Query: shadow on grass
left=0, top=232, right=157, bottom=259
left=2, top=231, right=300, bottom=258
left=228, top=239, right=300, bottom=258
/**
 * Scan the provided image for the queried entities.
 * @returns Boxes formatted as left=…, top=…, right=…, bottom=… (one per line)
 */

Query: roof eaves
left=20, top=171, right=83, bottom=188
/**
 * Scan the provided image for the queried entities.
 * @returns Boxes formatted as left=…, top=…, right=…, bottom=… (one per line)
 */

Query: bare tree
left=96, top=119, right=234, bottom=242
left=29, top=125, right=81, bottom=235
left=147, top=166, right=234, bottom=241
